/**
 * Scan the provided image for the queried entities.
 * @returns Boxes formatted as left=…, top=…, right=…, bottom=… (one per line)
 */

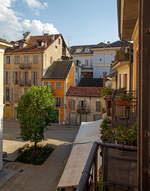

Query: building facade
left=4, top=32, right=70, bottom=120
left=70, top=41, right=129, bottom=79
left=43, top=60, right=75, bottom=124
left=66, top=86, right=102, bottom=125
left=0, top=38, right=12, bottom=170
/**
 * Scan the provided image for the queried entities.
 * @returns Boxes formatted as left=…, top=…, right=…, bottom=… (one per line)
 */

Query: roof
left=66, top=86, right=102, bottom=97
left=5, top=34, right=61, bottom=54
left=43, top=60, right=73, bottom=80
left=70, top=40, right=130, bottom=55
left=0, top=38, right=11, bottom=45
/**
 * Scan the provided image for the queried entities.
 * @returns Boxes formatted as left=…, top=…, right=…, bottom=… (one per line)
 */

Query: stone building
left=4, top=32, right=70, bottom=120
left=66, top=86, right=102, bottom=125
left=0, top=38, right=12, bottom=170
left=70, top=41, right=129, bottom=79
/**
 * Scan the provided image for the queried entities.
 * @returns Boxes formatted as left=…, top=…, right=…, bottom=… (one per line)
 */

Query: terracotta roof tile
left=66, top=86, right=102, bottom=97
left=5, top=34, right=61, bottom=54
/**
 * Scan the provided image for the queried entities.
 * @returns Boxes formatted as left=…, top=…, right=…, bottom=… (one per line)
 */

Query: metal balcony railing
left=77, top=105, right=90, bottom=113
left=19, top=80, right=32, bottom=86
left=19, top=63, right=32, bottom=69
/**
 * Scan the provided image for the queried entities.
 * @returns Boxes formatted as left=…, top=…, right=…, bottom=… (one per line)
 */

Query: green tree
left=17, top=86, right=55, bottom=149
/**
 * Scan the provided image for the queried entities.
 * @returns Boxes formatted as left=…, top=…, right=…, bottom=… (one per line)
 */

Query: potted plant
left=117, top=93, right=133, bottom=106
left=100, top=121, right=137, bottom=190
left=101, top=87, right=113, bottom=99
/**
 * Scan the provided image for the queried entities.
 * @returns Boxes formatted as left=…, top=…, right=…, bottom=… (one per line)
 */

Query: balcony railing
left=113, top=46, right=132, bottom=64
left=77, top=142, right=138, bottom=191
left=19, top=80, right=32, bottom=86
left=19, top=63, right=32, bottom=69
left=77, top=105, right=90, bottom=113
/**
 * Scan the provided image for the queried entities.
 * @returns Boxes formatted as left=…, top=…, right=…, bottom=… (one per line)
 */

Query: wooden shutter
left=119, top=74, right=121, bottom=88
left=123, top=74, right=127, bottom=90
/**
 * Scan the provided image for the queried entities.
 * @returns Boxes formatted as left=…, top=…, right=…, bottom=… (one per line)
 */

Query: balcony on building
left=19, top=80, right=32, bottom=86
left=19, top=63, right=32, bottom=69
left=76, top=104, right=90, bottom=113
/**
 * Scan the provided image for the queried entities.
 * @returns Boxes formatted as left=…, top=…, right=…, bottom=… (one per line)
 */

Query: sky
left=0, top=0, right=119, bottom=46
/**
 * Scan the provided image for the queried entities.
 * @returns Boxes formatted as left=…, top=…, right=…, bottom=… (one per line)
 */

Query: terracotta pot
left=117, top=100, right=131, bottom=106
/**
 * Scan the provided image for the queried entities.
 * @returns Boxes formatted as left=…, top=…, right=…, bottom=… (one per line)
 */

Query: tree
left=17, top=86, right=55, bottom=149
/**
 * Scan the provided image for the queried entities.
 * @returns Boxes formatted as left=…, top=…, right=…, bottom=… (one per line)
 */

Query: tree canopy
left=17, top=86, right=56, bottom=147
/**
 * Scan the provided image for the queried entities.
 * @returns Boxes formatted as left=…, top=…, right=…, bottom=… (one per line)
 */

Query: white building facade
left=70, top=41, right=129, bottom=79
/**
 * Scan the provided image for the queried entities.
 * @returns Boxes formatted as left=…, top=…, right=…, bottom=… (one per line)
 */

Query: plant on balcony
left=117, top=93, right=133, bottom=106
left=115, top=123, right=137, bottom=146
left=100, top=120, right=137, bottom=146
left=102, top=107, right=106, bottom=114
left=100, top=118, right=115, bottom=143
left=101, top=87, right=113, bottom=99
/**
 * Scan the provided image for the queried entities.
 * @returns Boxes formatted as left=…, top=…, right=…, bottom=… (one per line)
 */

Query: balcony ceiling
left=118, top=0, right=138, bottom=41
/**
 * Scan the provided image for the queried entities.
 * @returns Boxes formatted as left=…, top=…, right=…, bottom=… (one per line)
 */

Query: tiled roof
left=5, top=34, right=61, bottom=54
left=43, top=60, right=73, bottom=80
left=0, top=38, right=11, bottom=45
left=66, top=86, right=102, bottom=97
left=70, top=41, right=131, bottom=55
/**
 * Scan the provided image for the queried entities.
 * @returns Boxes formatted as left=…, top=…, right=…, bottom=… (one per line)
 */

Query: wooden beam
left=138, top=0, right=150, bottom=190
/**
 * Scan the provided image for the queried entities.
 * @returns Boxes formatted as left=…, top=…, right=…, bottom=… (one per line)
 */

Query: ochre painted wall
left=44, top=79, right=65, bottom=122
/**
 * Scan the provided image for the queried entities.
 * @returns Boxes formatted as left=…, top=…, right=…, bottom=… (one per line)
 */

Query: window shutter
left=123, top=74, right=127, bottom=90
left=119, top=74, right=121, bottom=88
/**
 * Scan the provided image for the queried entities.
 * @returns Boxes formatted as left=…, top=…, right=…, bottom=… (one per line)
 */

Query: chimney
left=103, top=72, right=107, bottom=87
left=23, top=32, right=31, bottom=41
left=51, top=35, right=55, bottom=41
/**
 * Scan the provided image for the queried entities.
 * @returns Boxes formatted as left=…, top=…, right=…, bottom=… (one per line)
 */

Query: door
left=69, top=113, right=77, bottom=125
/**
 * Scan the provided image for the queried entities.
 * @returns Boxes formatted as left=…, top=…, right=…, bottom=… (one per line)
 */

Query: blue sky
left=0, top=0, right=119, bottom=46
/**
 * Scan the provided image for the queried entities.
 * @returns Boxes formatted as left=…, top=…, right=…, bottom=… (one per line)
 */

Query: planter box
left=100, top=143, right=137, bottom=191
left=117, top=100, right=131, bottom=106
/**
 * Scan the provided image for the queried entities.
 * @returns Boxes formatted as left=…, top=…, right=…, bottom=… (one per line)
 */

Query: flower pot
left=117, top=100, right=131, bottom=106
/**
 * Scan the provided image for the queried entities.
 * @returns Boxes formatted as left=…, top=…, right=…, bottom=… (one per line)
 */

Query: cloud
left=22, top=19, right=59, bottom=35
left=0, top=0, right=58, bottom=41
left=24, top=0, right=48, bottom=9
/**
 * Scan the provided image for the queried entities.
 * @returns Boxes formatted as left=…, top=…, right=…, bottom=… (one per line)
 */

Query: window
left=79, top=100, right=85, bottom=108
left=44, top=82, right=53, bottom=90
left=58, top=38, right=61, bottom=45
left=14, top=87, right=18, bottom=102
left=56, top=82, right=61, bottom=90
left=24, top=88, right=28, bottom=94
left=5, top=71, right=10, bottom=85
left=96, top=101, right=101, bottom=112
left=6, top=87, right=13, bottom=101
left=24, top=72, right=28, bottom=84
left=24, top=56, right=29, bottom=64
left=33, top=55, right=38, bottom=64
left=55, top=45, right=58, bottom=49
left=70, top=100, right=75, bottom=110
left=6, top=56, right=10, bottom=64
left=14, top=56, right=20, bottom=64
left=55, top=97, right=63, bottom=107
left=85, top=60, right=88, bottom=66
left=13, top=72, right=18, bottom=84
left=32, top=72, right=37, bottom=85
